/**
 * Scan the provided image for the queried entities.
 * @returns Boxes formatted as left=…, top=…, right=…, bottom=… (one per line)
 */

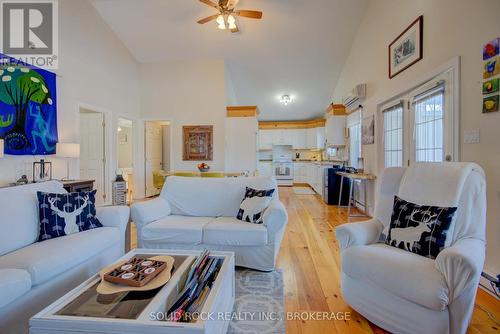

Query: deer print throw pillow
left=37, top=190, right=102, bottom=242
left=385, top=196, right=457, bottom=259
left=237, top=187, right=275, bottom=224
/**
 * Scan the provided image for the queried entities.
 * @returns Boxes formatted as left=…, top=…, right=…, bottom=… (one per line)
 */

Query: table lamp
left=56, top=143, right=80, bottom=180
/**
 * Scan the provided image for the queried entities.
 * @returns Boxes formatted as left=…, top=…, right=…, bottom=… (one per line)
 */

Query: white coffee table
left=30, top=249, right=235, bottom=334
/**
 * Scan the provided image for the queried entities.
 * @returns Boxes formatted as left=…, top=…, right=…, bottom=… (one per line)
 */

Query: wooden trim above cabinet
left=325, top=103, right=347, bottom=116
left=227, top=106, right=260, bottom=117
left=259, top=118, right=326, bottom=130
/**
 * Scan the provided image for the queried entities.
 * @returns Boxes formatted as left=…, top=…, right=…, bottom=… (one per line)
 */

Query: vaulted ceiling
left=91, top=0, right=368, bottom=120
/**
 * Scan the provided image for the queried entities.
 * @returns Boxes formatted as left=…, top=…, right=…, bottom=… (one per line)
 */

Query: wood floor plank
left=130, top=187, right=499, bottom=333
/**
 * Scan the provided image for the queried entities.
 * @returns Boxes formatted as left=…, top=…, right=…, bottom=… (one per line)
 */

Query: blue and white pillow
left=237, top=187, right=275, bottom=224
left=385, top=196, right=457, bottom=259
left=37, top=190, right=102, bottom=242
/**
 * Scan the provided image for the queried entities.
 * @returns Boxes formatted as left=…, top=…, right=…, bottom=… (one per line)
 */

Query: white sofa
left=0, top=181, right=130, bottom=334
left=131, top=176, right=287, bottom=271
left=336, top=163, right=487, bottom=334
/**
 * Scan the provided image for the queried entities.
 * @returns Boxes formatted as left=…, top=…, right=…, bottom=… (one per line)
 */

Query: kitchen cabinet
left=326, top=115, right=346, bottom=146
left=259, top=130, right=274, bottom=150
left=258, top=161, right=273, bottom=177
left=306, top=127, right=326, bottom=150
left=293, top=162, right=307, bottom=183
left=258, top=127, right=325, bottom=150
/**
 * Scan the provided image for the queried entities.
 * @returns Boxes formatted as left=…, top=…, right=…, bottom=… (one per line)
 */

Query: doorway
left=117, top=118, right=134, bottom=203
left=144, top=120, right=171, bottom=197
left=79, top=108, right=106, bottom=204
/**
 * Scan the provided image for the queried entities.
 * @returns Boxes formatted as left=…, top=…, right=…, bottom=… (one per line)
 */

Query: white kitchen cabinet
left=326, top=115, right=346, bottom=146
left=259, top=130, right=274, bottom=150
left=258, top=161, right=273, bottom=177
left=293, top=162, right=307, bottom=183
left=291, top=130, right=307, bottom=149
left=306, top=127, right=326, bottom=149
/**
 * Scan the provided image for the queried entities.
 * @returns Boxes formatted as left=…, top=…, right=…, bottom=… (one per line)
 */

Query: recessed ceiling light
left=280, top=95, right=292, bottom=106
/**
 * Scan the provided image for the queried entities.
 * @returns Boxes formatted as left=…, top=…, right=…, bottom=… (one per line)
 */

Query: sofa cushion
left=0, top=227, right=120, bottom=285
left=37, top=190, right=103, bottom=241
left=203, top=217, right=268, bottom=246
left=342, top=243, right=449, bottom=311
left=161, top=176, right=277, bottom=217
left=0, top=269, right=32, bottom=308
left=0, top=181, right=66, bottom=256
left=142, top=216, right=214, bottom=245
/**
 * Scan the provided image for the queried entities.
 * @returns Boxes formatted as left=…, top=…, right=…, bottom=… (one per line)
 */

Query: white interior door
left=80, top=112, right=105, bottom=204
left=145, top=122, right=163, bottom=197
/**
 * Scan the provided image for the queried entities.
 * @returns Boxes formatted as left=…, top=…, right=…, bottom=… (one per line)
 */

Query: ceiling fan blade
left=234, top=10, right=262, bottom=19
left=197, top=14, right=219, bottom=24
left=199, top=0, right=219, bottom=9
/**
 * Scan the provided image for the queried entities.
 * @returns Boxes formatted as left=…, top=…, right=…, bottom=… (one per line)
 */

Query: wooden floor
left=130, top=187, right=499, bottom=333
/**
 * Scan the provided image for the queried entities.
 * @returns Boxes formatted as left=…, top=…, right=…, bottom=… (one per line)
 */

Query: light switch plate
left=463, top=129, right=480, bottom=144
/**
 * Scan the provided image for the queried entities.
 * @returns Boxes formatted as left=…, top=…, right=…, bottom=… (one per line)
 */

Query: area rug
left=228, top=269, right=285, bottom=334
left=293, top=186, right=315, bottom=195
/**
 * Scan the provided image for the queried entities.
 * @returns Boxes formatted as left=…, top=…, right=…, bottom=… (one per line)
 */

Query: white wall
left=140, top=59, right=227, bottom=172
left=0, top=0, right=142, bottom=202
left=225, top=117, right=258, bottom=174
left=333, top=0, right=500, bottom=275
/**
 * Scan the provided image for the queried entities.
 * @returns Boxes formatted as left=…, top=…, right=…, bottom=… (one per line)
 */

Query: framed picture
left=362, top=115, right=375, bottom=145
left=389, top=16, right=423, bottom=79
left=483, top=38, right=500, bottom=60
left=182, top=125, right=213, bottom=161
left=483, top=57, right=499, bottom=79
left=483, top=78, right=500, bottom=95
left=483, top=95, right=499, bottom=113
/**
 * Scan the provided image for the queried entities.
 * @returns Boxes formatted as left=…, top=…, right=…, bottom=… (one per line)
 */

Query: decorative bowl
left=198, top=167, right=210, bottom=172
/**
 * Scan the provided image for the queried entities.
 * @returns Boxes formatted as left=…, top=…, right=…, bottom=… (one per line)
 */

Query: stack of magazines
left=167, top=250, right=223, bottom=322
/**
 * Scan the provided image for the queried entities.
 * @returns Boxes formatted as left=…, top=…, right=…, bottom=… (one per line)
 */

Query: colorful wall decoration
left=0, top=54, right=57, bottom=155
left=482, top=39, right=499, bottom=114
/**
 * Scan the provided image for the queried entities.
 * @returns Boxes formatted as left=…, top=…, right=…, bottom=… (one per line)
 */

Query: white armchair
left=336, top=163, right=487, bottom=334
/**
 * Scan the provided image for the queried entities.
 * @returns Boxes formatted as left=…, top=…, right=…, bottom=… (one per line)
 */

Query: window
left=413, top=84, right=445, bottom=162
left=347, top=111, right=361, bottom=168
left=383, top=103, right=404, bottom=167
left=380, top=63, right=458, bottom=169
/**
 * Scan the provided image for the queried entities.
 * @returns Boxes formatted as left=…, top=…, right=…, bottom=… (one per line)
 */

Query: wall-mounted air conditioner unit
left=343, top=84, right=366, bottom=112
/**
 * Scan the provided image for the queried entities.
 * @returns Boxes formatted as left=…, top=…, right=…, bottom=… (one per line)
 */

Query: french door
left=382, top=68, right=458, bottom=168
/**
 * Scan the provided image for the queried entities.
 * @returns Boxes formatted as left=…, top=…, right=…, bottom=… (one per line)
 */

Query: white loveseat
left=336, top=163, right=487, bottom=334
left=0, top=181, right=130, bottom=334
left=131, top=176, right=287, bottom=271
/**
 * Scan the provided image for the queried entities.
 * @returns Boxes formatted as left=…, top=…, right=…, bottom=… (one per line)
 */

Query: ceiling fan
left=197, top=0, right=263, bottom=33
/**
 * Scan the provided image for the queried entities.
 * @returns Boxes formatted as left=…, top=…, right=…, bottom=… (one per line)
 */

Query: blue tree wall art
left=0, top=54, right=57, bottom=155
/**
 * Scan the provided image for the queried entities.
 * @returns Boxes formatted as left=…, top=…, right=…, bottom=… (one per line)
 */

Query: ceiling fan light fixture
left=280, top=95, right=292, bottom=106
left=216, top=14, right=226, bottom=29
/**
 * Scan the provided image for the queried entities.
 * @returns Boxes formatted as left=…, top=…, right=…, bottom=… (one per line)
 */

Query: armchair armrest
left=262, top=199, right=288, bottom=242
left=435, top=238, right=485, bottom=302
left=335, top=219, right=383, bottom=251
left=96, top=205, right=130, bottom=235
left=130, top=197, right=171, bottom=229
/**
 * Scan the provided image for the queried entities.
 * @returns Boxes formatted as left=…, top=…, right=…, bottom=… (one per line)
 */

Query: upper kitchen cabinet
left=259, top=119, right=325, bottom=150
left=306, top=127, right=325, bottom=150
left=258, top=129, right=274, bottom=149
left=325, top=104, right=347, bottom=147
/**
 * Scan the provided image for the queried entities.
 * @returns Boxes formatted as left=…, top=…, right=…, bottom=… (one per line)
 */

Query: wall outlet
left=463, top=129, right=480, bottom=144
